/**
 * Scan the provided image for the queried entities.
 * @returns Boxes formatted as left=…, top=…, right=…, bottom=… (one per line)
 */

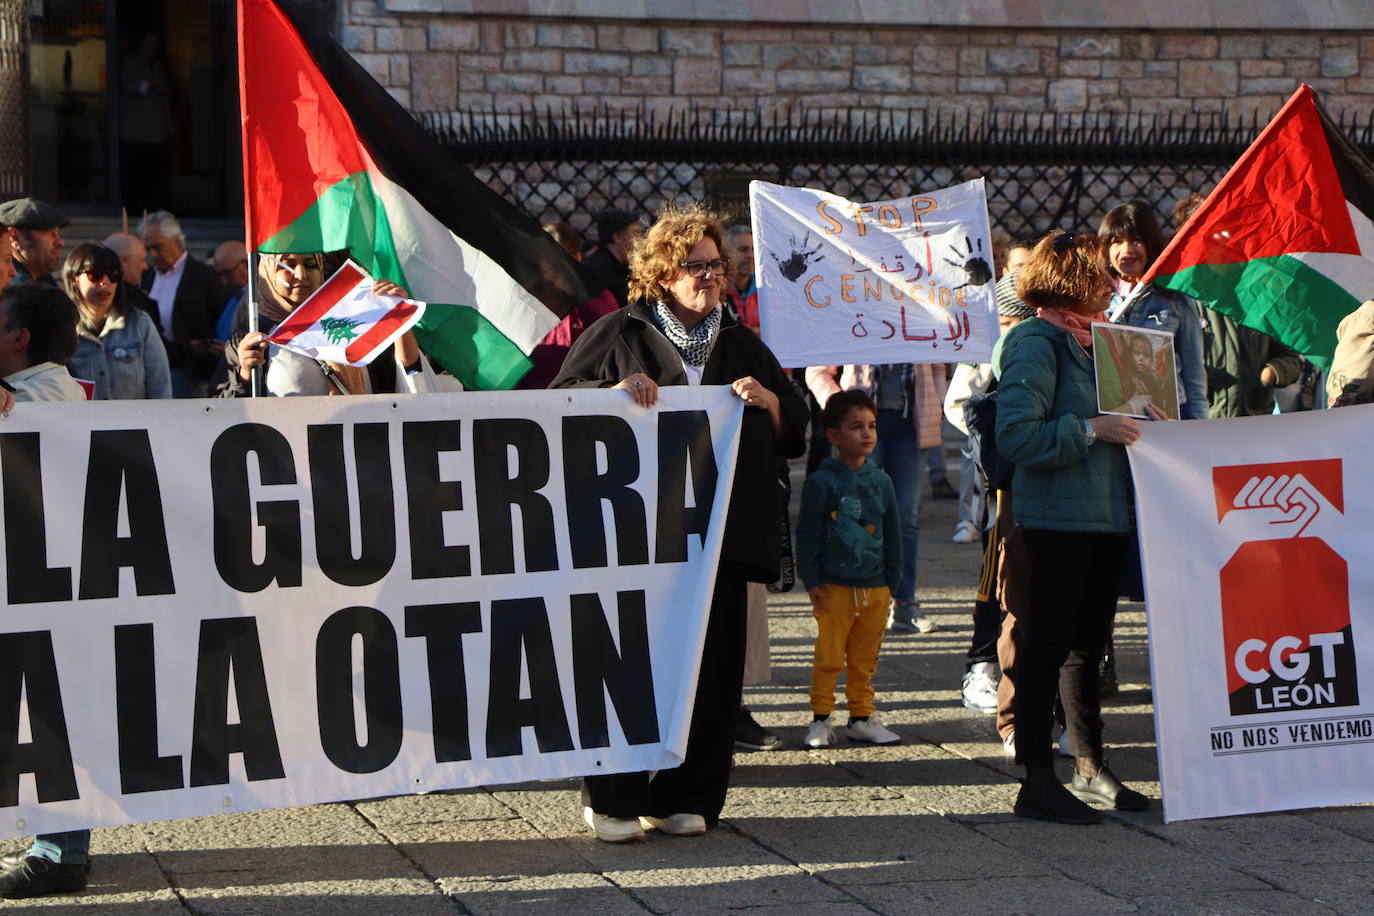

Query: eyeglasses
left=1051, top=232, right=1079, bottom=252
left=80, top=269, right=119, bottom=285
left=681, top=258, right=725, bottom=278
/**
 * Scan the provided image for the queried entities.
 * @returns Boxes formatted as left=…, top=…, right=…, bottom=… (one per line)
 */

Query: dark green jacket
left=1202, top=308, right=1302, bottom=418
left=796, top=457, right=902, bottom=591
left=992, top=318, right=1132, bottom=533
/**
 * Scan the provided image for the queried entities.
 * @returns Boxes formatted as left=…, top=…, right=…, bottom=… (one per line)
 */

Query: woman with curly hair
left=553, top=203, right=807, bottom=842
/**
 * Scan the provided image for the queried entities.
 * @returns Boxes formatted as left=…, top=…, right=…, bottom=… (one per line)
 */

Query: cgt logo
left=1213, top=459, right=1357, bottom=716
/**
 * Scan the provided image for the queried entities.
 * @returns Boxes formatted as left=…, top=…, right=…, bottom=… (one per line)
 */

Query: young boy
left=796, top=389, right=903, bottom=747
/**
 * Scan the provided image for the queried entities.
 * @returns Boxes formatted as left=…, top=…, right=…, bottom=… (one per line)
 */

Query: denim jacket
left=68, top=307, right=172, bottom=400
left=1110, top=283, right=1209, bottom=419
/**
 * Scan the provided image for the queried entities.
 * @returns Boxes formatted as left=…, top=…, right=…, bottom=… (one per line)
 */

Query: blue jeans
left=871, top=409, right=928, bottom=603
left=30, top=830, right=90, bottom=865
left=926, top=445, right=947, bottom=483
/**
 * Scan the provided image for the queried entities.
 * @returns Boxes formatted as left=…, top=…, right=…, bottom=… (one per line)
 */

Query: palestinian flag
left=237, top=0, right=586, bottom=389
left=1141, top=84, right=1374, bottom=368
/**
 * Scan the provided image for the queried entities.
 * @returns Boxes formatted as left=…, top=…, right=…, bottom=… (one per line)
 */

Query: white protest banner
left=750, top=178, right=998, bottom=368
left=268, top=259, right=426, bottom=367
left=1129, top=406, right=1374, bottom=822
left=0, top=388, right=741, bottom=838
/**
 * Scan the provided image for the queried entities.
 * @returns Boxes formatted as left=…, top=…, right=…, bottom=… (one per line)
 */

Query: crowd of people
left=541, top=195, right=1344, bottom=838
left=0, top=188, right=1365, bottom=895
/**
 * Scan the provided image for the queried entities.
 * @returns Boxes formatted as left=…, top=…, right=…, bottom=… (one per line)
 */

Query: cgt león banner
left=1129, top=405, right=1374, bottom=822
left=0, top=388, right=742, bottom=838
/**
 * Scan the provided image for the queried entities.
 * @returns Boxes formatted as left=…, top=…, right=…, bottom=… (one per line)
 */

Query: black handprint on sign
left=945, top=236, right=993, bottom=289
left=769, top=231, right=824, bottom=282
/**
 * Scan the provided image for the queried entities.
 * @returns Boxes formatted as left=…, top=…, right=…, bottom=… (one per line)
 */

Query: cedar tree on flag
left=1140, top=84, right=1374, bottom=367
left=268, top=260, right=425, bottom=367
left=237, top=0, right=586, bottom=389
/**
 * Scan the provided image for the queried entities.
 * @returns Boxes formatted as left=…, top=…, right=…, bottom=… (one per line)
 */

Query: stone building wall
left=339, top=2, right=1374, bottom=121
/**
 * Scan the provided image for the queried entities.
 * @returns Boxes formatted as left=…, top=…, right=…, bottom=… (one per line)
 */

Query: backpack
left=963, top=381, right=1015, bottom=491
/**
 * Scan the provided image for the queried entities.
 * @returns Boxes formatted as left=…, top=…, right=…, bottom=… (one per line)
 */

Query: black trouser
left=581, top=571, right=748, bottom=827
left=1001, top=527, right=1128, bottom=768
left=805, top=390, right=829, bottom=476
left=967, top=596, right=1001, bottom=668
left=966, top=491, right=1007, bottom=670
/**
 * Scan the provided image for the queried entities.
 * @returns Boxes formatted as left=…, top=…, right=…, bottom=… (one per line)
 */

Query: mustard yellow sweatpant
left=810, top=584, right=891, bottom=718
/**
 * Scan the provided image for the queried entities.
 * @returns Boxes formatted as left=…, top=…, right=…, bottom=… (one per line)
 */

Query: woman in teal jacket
left=993, top=232, right=1157, bottom=824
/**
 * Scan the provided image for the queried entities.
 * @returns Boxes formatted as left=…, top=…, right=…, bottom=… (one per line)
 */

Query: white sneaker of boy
left=805, top=718, right=837, bottom=748
left=846, top=713, right=901, bottom=745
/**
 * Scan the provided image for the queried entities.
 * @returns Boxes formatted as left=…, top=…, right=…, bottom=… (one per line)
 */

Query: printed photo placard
left=1092, top=322, right=1180, bottom=421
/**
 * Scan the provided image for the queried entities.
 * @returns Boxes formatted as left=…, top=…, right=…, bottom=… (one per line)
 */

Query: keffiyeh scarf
left=650, top=300, right=721, bottom=367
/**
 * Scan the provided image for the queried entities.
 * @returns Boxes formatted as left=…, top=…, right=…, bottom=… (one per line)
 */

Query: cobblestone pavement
left=15, top=457, right=1374, bottom=914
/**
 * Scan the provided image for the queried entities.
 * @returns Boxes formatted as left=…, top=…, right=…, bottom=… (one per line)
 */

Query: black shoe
left=1, top=849, right=92, bottom=875
left=1014, top=776, right=1102, bottom=825
left=930, top=478, right=958, bottom=500
left=734, top=707, right=784, bottom=751
left=0, top=856, right=88, bottom=899
left=1070, top=765, right=1149, bottom=811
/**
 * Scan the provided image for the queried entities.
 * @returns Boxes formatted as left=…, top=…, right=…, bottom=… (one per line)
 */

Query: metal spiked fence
left=424, top=105, right=1374, bottom=241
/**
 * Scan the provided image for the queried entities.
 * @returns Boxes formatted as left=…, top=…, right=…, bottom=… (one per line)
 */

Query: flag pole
left=246, top=252, right=262, bottom=397
left=237, top=0, right=262, bottom=396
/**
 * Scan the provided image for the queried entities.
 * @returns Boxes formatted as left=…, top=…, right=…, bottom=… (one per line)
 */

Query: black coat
left=123, top=283, right=163, bottom=337
left=552, top=301, right=807, bottom=582
left=143, top=256, right=223, bottom=380
left=579, top=247, right=630, bottom=308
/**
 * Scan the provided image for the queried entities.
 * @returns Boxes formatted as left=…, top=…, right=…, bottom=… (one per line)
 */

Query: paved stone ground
left=16, top=448, right=1374, bottom=914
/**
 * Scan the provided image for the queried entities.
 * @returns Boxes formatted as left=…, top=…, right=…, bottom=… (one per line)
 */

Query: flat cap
left=0, top=198, right=69, bottom=231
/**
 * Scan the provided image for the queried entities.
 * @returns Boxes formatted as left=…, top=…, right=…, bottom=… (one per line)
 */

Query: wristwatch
left=1082, top=417, right=1097, bottom=444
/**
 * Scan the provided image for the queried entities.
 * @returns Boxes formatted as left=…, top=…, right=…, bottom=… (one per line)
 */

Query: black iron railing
left=424, top=105, right=1374, bottom=240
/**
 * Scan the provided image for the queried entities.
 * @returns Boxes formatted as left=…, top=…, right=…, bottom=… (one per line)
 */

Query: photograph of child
left=1092, top=322, right=1180, bottom=421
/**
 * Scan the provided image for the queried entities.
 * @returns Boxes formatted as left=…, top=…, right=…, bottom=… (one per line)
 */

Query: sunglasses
left=80, top=269, right=120, bottom=284
left=1049, top=233, right=1104, bottom=254
left=681, top=258, right=725, bottom=278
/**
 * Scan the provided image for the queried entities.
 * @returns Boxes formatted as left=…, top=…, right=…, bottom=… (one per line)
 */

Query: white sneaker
left=888, top=602, right=939, bottom=633
left=1001, top=728, right=1072, bottom=758
left=951, top=520, right=979, bottom=543
left=640, top=813, right=707, bottom=836
left=584, top=807, right=643, bottom=843
left=961, top=662, right=999, bottom=714
left=847, top=713, right=901, bottom=745
left=805, top=718, right=837, bottom=748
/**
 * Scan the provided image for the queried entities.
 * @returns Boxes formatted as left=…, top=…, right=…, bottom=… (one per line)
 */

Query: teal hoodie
left=796, top=457, right=902, bottom=591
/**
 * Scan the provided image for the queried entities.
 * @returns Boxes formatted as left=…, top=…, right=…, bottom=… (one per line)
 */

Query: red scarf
left=1037, top=306, right=1104, bottom=349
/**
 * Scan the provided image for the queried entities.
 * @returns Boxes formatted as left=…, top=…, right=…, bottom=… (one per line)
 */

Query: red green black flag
left=237, top=0, right=586, bottom=389
left=1142, top=84, right=1374, bottom=367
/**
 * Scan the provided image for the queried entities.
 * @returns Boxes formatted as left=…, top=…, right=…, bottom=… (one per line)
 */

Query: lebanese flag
left=237, top=0, right=586, bottom=389
left=1141, top=84, right=1374, bottom=367
left=268, top=260, right=425, bottom=366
